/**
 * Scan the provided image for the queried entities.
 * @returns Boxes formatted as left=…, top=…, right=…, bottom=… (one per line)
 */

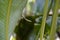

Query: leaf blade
left=0, top=0, right=27, bottom=40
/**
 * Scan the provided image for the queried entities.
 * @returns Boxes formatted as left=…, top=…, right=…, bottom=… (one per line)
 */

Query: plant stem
left=40, top=0, right=49, bottom=40
left=49, top=0, right=59, bottom=40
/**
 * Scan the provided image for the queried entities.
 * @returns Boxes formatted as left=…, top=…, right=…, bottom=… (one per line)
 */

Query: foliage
left=0, top=0, right=60, bottom=40
left=0, top=0, right=27, bottom=40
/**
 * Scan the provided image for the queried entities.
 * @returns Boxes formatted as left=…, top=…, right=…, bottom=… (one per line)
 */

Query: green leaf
left=0, top=0, right=27, bottom=40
